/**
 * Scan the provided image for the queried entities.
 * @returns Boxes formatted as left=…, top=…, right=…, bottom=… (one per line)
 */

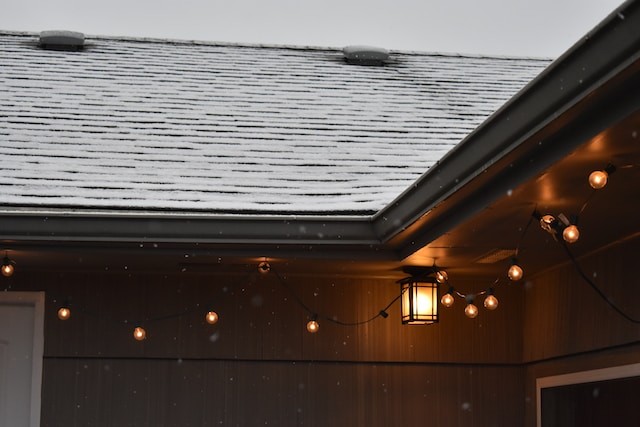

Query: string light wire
left=272, top=267, right=401, bottom=327
left=560, top=241, right=640, bottom=324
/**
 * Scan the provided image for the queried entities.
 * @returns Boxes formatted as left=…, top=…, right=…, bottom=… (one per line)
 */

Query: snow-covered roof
left=0, top=32, right=549, bottom=215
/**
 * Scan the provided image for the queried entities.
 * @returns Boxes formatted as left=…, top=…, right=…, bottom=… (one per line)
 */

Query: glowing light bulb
left=562, top=225, right=580, bottom=243
left=464, top=303, right=479, bottom=319
left=133, top=326, right=146, bottom=341
left=1, top=256, right=14, bottom=277
left=435, top=270, right=448, bottom=284
left=1, top=263, right=14, bottom=277
left=57, top=307, right=71, bottom=320
left=484, top=295, right=499, bottom=310
left=441, top=292, right=455, bottom=308
left=258, top=261, right=271, bottom=274
left=306, top=320, right=319, bottom=333
left=508, top=263, right=523, bottom=281
left=589, top=170, right=608, bottom=189
left=205, top=311, right=219, bottom=324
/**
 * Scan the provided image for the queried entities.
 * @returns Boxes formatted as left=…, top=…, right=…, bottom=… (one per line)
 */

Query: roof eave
left=374, top=0, right=640, bottom=257
left=2, top=1, right=638, bottom=256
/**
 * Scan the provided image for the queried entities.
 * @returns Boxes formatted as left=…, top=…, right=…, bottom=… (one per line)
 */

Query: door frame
left=0, top=292, right=45, bottom=427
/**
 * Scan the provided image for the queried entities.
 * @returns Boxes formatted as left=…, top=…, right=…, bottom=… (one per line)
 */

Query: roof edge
left=373, top=0, right=640, bottom=249
left=0, top=30, right=550, bottom=60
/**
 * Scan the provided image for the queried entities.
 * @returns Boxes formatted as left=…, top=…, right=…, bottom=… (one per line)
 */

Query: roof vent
left=343, top=45, right=389, bottom=66
left=39, top=30, right=85, bottom=51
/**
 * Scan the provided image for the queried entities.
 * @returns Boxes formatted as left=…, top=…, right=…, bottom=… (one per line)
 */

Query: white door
left=0, top=292, right=44, bottom=427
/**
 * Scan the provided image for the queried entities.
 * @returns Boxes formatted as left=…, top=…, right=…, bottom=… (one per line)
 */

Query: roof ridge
left=0, top=30, right=551, bottom=60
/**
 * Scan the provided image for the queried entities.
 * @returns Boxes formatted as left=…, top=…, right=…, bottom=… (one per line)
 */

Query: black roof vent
left=39, top=30, right=85, bottom=51
left=343, top=45, right=389, bottom=66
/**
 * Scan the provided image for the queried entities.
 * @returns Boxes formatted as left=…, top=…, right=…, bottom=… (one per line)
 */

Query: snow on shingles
left=0, top=33, right=550, bottom=214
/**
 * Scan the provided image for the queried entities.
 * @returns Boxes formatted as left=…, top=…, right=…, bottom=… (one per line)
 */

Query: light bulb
left=464, top=303, right=479, bottom=319
left=57, top=307, right=71, bottom=320
left=258, top=261, right=271, bottom=274
left=1, top=256, right=14, bottom=277
left=306, top=320, right=319, bottom=333
left=435, top=270, right=448, bottom=284
left=133, top=326, right=146, bottom=341
left=508, top=263, right=523, bottom=281
left=205, top=311, right=219, bottom=324
left=562, top=224, right=580, bottom=243
left=441, top=293, right=455, bottom=308
left=484, top=295, right=499, bottom=310
left=589, top=170, right=608, bottom=189
left=539, top=214, right=556, bottom=233
left=1, top=263, right=14, bottom=277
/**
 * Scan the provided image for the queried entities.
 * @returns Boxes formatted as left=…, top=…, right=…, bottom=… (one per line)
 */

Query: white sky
left=0, top=0, right=624, bottom=57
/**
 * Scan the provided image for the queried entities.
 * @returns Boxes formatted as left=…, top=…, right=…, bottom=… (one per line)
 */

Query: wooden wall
left=522, top=235, right=640, bottom=426
left=5, top=236, right=640, bottom=425
left=42, top=359, right=523, bottom=427
left=4, top=267, right=525, bottom=426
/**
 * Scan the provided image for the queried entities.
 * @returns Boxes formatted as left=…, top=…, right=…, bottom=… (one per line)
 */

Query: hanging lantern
left=400, top=276, right=439, bottom=325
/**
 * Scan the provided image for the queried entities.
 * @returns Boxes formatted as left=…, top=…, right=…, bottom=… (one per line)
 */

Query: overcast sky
left=0, top=0, right=624, bottom=57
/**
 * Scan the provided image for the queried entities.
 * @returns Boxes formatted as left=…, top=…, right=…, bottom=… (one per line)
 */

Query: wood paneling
left=6, top=265, right=525, bottom=426
left=11, top=270, right=523, bottom=364
left=523, top=236, right=640, bottom=362
left=522, top=236, right=640, bottom=426
left=41, top=358, right=524, bottom=427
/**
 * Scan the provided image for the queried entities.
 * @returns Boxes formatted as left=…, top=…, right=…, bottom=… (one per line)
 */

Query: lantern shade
left=400, top=277, right=439, bottom=324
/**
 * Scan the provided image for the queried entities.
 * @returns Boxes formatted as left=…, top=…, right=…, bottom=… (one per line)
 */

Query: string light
left=508, top=258, right=524, bottom=281
left=57, top=306, right=71, bottom=320
left=483, top=289, right=499, bottom=310
left=435, top=269, right=448, bottom=284
left=441, top=287, right=455, bottom=308
left=258, top=260, right=271, bottom=274
left=539, top=214, right=557, bottom=234
left=133, top=326, right=146, bottom=341
left=588, top=170, right=608, bottom=189
left=562, top=224, right=580, bottom=243
left=205, top=311, right=219, bottom=324
left=464, top=296, right=479, bottom=319
left=306, top=318, right=319, bottom=333
left=1, top=255, right=15, bottom=277
left=588, top=165, right=615, bottom=189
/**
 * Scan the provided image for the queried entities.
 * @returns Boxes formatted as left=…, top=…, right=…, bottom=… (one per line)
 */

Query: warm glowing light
left=133, top=327, right=146, bottom=341
left=464, top=303, right=479, bottom=319
left=435, top=270, right=448, bottom=284
left=57, top=307, right=71, bottom=320
left=484, top=295, right=499, bottom=310
left=589, top=170, right=608, bottom=189
left=401, top=280, right=438, bottom=324
left=1, top=256, right=14, bottom=277
left=205, top=311, right=219, bottom=324
left=306, top=320, right=319, bottom=333
left=562, top=225, right=580, bottom=243
left=1, top=263, right=13, bottom=277
left=258, top=261, right=271, bottom=274
left=441, top=293, right=455, bottom=308
left=508, top=263, right=524, bottom=281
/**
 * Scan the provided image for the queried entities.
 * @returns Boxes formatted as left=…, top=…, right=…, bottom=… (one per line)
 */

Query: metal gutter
left=0, top=212, right=378, bottom=246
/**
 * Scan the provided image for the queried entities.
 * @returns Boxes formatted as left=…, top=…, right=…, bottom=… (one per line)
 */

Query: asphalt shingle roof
left=0, top=32, right=550, bottom=215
